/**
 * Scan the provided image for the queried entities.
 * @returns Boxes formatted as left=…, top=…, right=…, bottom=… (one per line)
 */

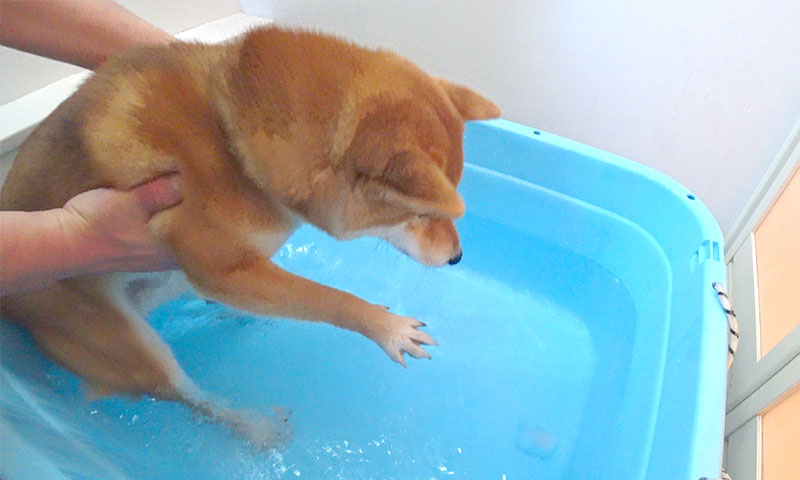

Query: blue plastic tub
left=0, top=119, right=728, bottom=480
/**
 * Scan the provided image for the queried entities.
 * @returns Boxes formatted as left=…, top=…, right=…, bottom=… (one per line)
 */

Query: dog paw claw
left=370, top=310, right=436, bottom=366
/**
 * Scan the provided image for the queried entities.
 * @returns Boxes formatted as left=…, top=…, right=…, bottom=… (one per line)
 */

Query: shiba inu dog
left=0, top=26, right=500, bottom=447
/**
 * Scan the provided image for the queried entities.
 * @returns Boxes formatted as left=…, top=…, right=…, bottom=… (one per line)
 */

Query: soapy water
left=0, top=214, right=636, bottom=479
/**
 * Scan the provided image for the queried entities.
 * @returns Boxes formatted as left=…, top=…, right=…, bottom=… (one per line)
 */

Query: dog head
left=333, top=76, right=500, bottom=267
left=225, top=28, right=500, bottom=267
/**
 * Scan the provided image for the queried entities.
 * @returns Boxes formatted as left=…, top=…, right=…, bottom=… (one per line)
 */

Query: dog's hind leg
left=1, top=276, right=187, bottom=398
left=1, top=275, right=290, bottom=448
left=172, top=383, right=292, bottom=449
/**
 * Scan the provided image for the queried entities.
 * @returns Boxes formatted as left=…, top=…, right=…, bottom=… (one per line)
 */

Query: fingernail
left=168, top=173, right=182, bottom=193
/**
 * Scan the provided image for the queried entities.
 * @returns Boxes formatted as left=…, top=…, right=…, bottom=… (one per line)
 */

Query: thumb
left=131, top=172, right=183, bottom=217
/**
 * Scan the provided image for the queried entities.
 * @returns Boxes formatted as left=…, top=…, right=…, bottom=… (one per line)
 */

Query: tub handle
left=700, top=469, right=732, bottom=480
left=712, top=282, right=739, bottom=370
left=702, top=286, right=738, bottom=480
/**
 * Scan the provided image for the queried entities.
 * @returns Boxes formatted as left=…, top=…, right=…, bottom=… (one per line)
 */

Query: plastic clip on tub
left=0, top=119, right=729, bottom=480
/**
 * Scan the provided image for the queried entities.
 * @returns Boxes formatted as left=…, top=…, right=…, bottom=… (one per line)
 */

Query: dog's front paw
left=370, top=310, right=437, bottom=368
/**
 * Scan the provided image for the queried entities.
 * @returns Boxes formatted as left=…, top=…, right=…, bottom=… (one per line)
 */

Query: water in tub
left=1, top=211, right=635, bottom=479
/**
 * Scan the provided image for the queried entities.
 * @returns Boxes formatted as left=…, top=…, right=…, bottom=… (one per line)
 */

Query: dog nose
left=448, top=250, right=462, bottom=265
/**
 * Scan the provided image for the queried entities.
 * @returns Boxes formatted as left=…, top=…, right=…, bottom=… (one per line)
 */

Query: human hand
left=59, top=173, right=183, bottom=274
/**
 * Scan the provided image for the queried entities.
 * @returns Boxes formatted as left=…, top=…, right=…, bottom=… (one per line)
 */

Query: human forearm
left=0, top=209, right=100, bottom=293
left=0, top=0, right=173, bottom=70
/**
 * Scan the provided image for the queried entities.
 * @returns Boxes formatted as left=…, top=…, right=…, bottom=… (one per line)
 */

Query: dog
left=0, top=26, right=500, bottom=447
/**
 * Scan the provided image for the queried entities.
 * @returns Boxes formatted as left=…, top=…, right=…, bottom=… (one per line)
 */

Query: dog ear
left=437, top=78, right=501, bottom=121
left=365, top=149, right=465, bottom=218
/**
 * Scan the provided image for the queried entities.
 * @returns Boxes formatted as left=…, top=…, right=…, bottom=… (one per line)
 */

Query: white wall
left=242, top=0, right=800, bottom=235
left=0, top=0, right=241, bottom=104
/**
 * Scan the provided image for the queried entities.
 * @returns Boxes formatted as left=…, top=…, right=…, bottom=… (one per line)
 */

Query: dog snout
left=448, top=250, right=462, bottom=265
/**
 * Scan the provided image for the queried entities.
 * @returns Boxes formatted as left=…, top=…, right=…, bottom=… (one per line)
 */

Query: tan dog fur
left=0, top=27, right=500, bottom=446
